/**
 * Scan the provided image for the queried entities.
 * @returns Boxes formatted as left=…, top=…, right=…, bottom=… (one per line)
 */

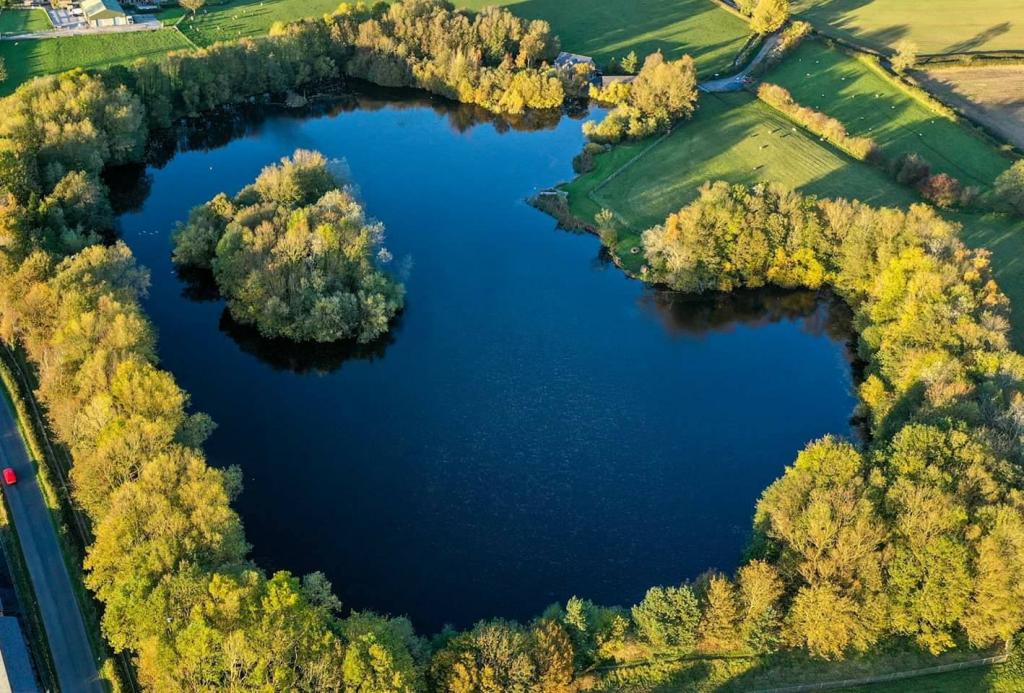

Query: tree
left=994, top=160, right=1024, bottom=215
left=631, top=584, right=701, bottom=650
left=891, top=39, right=918, bottom=73
left=584, top=52, right=699, bottom=143
left=621, top=50, right=638, bottom=74
left=530, top=619, right=575, bottom=692
left=751, top=0, right=790, bottom=34
left=918, top=172, right=962, bottom=208
left=786, top=584, right=877, bottom=659
left=429, top=620, right=536, bottom=693
left=342, top=612, right=425, bottom=692
left=699, top=575, right=743, bottom=652
left=738, top=561, right=784, bottom=652
left=0, top=57, right=6, bottom=85
left=180, top=0, right=205, bottom=19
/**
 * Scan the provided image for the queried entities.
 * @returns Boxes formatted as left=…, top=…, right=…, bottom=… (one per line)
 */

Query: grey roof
left=0, top=618, right=38, bottom=693
left=554, top=52, right=596, bottom=68
left=80, top=0, right=126, bottom=19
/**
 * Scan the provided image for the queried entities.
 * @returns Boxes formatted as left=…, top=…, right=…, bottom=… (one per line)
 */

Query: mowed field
left=0, top=30, right=193, bottom=96
left=792, top=0, right=1024, bottom=56
left=918, top=65, right=1024, bottom=150
left=0, top=8, right=52, bottom=34
left=765, top=41, right=1014, bottom=187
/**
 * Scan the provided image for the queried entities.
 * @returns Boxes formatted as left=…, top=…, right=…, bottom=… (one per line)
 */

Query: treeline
left=757, top=82, right=878, bottom=160
left=0, top=67, right=430, bottom=691
left=112, top=0, right=566, bottom=124
left=172, top=150, right=404, bottom=343
left=643, top=181, right=1024, bottom=658
left=583, top=52, right=699, bottom=144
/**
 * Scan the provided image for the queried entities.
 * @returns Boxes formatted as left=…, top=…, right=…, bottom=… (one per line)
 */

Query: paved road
left=0, top=393, right=101, bottom=692
left=700, top=33, right=782, bottom=93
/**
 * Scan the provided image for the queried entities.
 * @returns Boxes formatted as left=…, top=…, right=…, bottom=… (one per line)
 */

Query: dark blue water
left=113, top=91, right=857, bottom=632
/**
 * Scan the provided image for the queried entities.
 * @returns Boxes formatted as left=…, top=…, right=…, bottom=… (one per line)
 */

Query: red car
left=3, top=468, right=16, bottom=486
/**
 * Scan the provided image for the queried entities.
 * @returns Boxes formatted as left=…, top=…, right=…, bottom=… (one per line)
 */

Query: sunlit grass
left=792, top=0, right=1024, bottom=55
left=0, top=30, right=193, bottom=96
left=0, top=8, right=52, bottom=34
left=765, top=40, right=1014, bottom=187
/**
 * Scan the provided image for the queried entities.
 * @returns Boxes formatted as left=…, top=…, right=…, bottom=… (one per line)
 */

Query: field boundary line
left=590, top=128, right=674, bottom=200
left=174, top=24, right=199, bottom=49
left=747, top=652, right=1009, bottom=693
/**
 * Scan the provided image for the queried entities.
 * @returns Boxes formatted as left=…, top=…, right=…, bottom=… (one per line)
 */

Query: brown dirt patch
left=918, top=65, right=1024, bottom=150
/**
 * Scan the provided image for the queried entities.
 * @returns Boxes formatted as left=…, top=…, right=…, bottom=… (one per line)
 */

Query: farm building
left=554, top=52, right=597, bottom=71
left=81, top=0, right=130, bottom=27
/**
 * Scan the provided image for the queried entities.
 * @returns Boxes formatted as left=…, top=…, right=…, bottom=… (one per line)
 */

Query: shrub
left=918, top=172, right=963, bottom=208
left=994, top=160, right=1024, bottom=215
left=893, top=152, right=931, bottom=186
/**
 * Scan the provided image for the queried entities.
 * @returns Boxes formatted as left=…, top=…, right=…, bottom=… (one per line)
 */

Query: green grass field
left=567, top=91, right=916, bottom=229
left=764, top=40, right=1014, bottom=187
left=0, top=30, right=193, bottom=96
left=793, top=0, right=1024, bottom=56
left=0, top=8, right=52, bottom=35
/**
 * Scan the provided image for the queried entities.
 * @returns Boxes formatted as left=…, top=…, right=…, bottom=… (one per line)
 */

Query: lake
left=112, top=89, right=857, bottom=632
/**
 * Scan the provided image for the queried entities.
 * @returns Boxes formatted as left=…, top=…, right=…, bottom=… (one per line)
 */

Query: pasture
left=566, top=92, right=916, bottom=232
left=0, top=30, right=193, bottom=96
left=765, top=40, right=1014, bottom=186
left=918, top=65, right=1024, bottom=150
left=792, top=0, right=1024, bottom=56
left=0, top=8, right=52, bottom=35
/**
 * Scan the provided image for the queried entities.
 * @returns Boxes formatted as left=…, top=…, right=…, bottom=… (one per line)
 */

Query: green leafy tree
left=342, top=612, right=425, bottom=692
left=994, top=160, right=1024, bottom=215
left=172, top=150, right=404, bottom=343
left=699, top=575, right=743, bottom=652
left=891, top=39, right=918, bottom=73
left=631, top=584, right=701, bottom=651
left=751, top=0, right=790, bottom=34
left=621, top=50, right=638, bottom=74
